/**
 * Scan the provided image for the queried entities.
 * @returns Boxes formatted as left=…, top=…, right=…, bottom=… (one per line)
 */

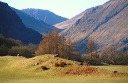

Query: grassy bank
left=0, top=55, right=128, bottom=83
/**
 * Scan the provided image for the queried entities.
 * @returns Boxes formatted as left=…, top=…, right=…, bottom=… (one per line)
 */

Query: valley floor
left=0, top=76, right=128, bottom=83
left=0, top=55, right=128, bottom=83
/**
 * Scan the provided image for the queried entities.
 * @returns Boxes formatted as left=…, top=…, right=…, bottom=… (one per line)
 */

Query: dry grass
left=0, top=54, right=128, bottom=83
left=64, top=66, right=98, bottom=75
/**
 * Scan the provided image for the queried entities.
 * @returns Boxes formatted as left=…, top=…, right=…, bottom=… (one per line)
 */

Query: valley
left=0, top=0, right=128, bottom=83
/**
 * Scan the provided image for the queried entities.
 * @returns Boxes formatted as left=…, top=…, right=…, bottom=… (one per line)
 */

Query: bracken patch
left=64, top=66, right=98, bottom=75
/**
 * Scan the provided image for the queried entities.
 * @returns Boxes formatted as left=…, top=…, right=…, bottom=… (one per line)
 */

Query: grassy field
left=0, top=55, right=128, bottom=83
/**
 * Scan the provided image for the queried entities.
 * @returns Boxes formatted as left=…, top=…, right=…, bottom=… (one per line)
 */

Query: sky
left=0, top=0, right=110, bottom=18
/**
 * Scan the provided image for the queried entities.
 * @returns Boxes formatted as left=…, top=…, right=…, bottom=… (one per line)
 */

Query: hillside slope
left=56, top=0, right=128, bottom=53
left=54, top=10, right=89, bottom=29
left=0, top=1, right=42, bottom=44
left=13, top=8, right=56, bottom=35
left=22, top=8, right=68, bottom=25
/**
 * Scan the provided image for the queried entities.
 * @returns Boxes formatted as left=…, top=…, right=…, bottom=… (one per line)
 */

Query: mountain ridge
left=12, top=8, right=57, bottom=35
left=22, top=8, right=68, bottom=25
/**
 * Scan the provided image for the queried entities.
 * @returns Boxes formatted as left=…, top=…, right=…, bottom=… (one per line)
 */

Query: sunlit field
left=0, top=55, right=128, bottom=83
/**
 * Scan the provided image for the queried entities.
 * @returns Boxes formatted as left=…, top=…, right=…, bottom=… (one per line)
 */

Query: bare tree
left=86, top=40, right=100, bottom=65
left=87, top=40, right=96, bottom=58
left=35, top=30, right=78, bottom=59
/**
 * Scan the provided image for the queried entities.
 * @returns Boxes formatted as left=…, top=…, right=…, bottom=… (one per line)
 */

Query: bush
left=55, top=62, right=67, bottom=67
left=8, top=46, right=32, bottom=58
left=100, top=51, right=128, bottom=65
left=40, top=66, right=49, bottom=70
left=82, top=54, right=101, bottom=65
left=115, top=52, right=128, bottom=65
left=0, top=34, right=23, bottom=55
left=0, top=44, right=9, bottom=55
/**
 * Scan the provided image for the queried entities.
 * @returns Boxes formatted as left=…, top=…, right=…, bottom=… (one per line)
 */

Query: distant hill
left=56, top=0, right=128, bottom=53
left=0, top=1, right=42, bottom=44
left=13, top=8, right=57, bottom=35
left=22, top=8, right=68, bottom=25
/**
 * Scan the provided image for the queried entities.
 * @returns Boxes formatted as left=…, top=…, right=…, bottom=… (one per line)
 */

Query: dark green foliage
left=0, top=35, right=37, bottom=57
left=0, top=34, right=22, bottom=47
left=100, top=50, right=128, bottom=65
left=115, top=52, right=128, bottom=65
left=0, top=44, right=9, bottom=55
left=8, top=46, right=32, bottom=58
left=0, top=34, right=22, bottom=55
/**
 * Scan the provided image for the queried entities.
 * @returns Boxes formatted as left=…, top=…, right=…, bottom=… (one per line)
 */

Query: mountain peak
left=12, top=8, right=57, bottom=35
left=22, top=8, right=68, bottom=25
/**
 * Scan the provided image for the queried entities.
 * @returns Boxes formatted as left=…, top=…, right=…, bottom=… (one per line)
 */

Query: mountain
left=54, top=11, right=86, bottom=29
left=56, top=0, right=128, bottom=53
left=12, top=8, right=57, bottom=35
left=0, top=1, right=42, bottom=44
left=22, top=8, right=68, bottom=25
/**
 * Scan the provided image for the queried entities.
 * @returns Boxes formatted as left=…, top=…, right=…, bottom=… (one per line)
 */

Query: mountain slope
left=56, top=0, right=128, bottom=53
left=22, top=8, right=68, bottom=25
left=54, top=10, right=89, bottom=29
left=0, top=1, right=42, bottom=44
left=13, top=8, right=56, bottom=35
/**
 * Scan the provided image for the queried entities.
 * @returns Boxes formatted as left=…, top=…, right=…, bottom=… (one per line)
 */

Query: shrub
left=115, top=52, right=128, bottom=65
left=40, top=66, right=49, bottom=70
left=8, top=46, right=32, bottom=57
left=55, top=62, right=67, bottom=67
left=0, top=35, right=23, bottom=55
left=82, top=54, right=101, bottom=65
left=60, top=62, right=67, bottom=67
left=100, top=51, right=128, bottom=65
left=55, top=63, right=60, bottom=67
left=79, top=62, right=89, bottom=66
left=0, top=44, right=9, bottom=55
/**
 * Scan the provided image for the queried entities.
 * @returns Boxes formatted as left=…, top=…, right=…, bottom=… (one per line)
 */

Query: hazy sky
left=0, top=0, right=109, bottom=18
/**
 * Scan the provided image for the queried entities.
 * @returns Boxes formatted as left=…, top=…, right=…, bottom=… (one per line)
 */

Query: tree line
left=0, top=30, right=128, bottom=65
left=0, top=34, right=37, bottom=57
left=82, top=40, right=128, bottom=65
left=35, top=30, right=128, bottom=65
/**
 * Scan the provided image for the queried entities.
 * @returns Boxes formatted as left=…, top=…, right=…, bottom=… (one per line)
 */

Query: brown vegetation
left=36, top=66, right=49, bottom=70
left=55, top=62, right=67, bottom=67
left=40, top=66, right=49, bottom=70
left=35, top=30, right=78, bottom=59
left=64, top=66, right=98, bottom=75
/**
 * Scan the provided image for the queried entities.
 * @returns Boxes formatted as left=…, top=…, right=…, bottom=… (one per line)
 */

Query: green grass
left=0, top=55, right=128, bottom=83
left=1, top=76, right=128, bottom=83
left=94, top=65, right=128, bottom=73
